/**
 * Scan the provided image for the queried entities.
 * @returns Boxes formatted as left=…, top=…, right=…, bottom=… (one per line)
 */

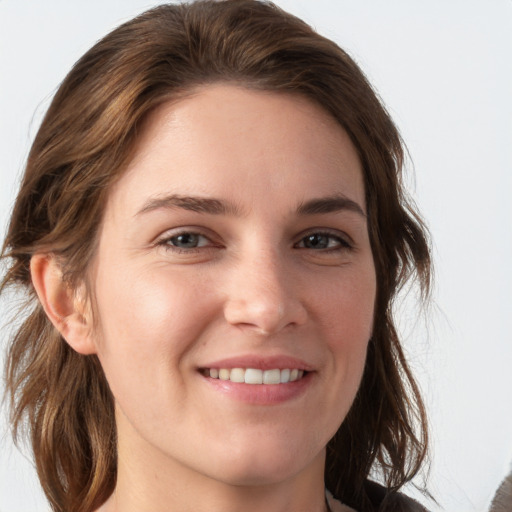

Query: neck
left=106, top=468, right=328, bottom=512
left=99, top=415, right=328, bottom=512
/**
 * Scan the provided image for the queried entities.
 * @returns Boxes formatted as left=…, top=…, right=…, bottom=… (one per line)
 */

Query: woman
left=1, top=1, right=431, bottom=511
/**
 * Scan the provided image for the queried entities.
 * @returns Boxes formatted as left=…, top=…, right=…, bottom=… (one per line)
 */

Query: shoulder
left=326, top=489, right=357, bottom=512
left=327, top=481, right=430, bottom=512
left=489, top=470, right=512, bottom=512
left=363, top=480, right=430, bottom=512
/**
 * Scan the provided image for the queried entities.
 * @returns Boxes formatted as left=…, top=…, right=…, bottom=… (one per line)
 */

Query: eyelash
left=293, top=231, right=352, bottom=252
left=156, top=229, right=353, bottom=254
left=157, top=231, right=215, bottom=253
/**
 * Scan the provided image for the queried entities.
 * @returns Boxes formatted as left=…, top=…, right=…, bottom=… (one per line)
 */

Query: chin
left=213, top=462, right=300, bottom=487
left=202, top=442, right=324, bottom=487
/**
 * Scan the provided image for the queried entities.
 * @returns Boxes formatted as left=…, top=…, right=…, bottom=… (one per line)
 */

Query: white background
left=1, top=1, right=511, bottom=511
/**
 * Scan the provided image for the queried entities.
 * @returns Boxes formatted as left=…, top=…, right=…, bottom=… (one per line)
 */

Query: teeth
left=206, top=368, right=306, bottom=384
left=245, top=368, right=263, bottom=384
left=263, top=368, right=280, bottom=384
left=230, top=368, right=245, bottom=383
left=219, top=369, right=230, bottom=381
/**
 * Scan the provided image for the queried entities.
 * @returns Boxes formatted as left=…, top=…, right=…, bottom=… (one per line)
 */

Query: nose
left=222, top=247, right=308, bottom=335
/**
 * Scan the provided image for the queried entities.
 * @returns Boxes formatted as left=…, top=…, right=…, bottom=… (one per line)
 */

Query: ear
left=30, top=253, right=97, bottom=355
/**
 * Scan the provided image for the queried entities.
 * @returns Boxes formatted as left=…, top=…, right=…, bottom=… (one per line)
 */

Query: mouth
left=197, top=356, right=314, bottom=404
left=200, top=367, right=307, bottom=384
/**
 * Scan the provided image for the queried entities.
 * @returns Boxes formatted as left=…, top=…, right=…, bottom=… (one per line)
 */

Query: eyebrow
left=296, top=194, right=366, bottom=217
left=136, top=193, right=365, bottom=218
left=136, top=194, right=242, bottom=216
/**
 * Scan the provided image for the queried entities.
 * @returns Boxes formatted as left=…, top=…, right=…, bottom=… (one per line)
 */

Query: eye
left=160, top=231, right=212, bottom=250
left=295, top=232, right=351, bottom=250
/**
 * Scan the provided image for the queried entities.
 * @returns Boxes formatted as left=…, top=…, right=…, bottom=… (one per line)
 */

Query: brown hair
left=1, top=1, right=431, bottom=511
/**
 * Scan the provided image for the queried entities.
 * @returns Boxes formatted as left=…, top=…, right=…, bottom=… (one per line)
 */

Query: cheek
left=317, top=264, right=376, bottom=344
left=315, top=263, right=376, bottom=401
left=96, top=264, right=201, bottom=338
left=91, top=265, right=216, bottom=390
left=89, top=264, right=223, bottom=439
left=299, top=267, right=375, bottom=445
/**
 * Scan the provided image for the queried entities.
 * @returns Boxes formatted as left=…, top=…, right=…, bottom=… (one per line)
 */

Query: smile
left=203, top=368, right=306, bottom=384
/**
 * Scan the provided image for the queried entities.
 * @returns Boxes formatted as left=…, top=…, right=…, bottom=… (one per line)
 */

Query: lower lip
left=201, top=372, right=313, bottom=405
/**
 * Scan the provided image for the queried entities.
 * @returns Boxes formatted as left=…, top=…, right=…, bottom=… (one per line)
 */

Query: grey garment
left=330, top=481, right=430, bottom=512
left=489, top=470, right=512, bottom=512
left=364, top=481, right=429, bottom=512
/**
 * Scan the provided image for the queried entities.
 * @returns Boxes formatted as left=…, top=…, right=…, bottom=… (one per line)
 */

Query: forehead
left=108, top=84, right=364, bottom=216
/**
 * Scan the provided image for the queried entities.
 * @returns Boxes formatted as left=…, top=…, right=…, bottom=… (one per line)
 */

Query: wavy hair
left=1, top=1, right=431, bottom=511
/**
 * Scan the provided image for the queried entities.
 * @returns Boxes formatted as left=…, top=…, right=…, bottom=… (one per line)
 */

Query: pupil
left=306, top=234, right=327, bottom=248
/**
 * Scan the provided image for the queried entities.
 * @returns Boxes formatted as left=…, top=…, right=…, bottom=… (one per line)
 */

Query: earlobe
left=30, top=253, right=97, bottom=355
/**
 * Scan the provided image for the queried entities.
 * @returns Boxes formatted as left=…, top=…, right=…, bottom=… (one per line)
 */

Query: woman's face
left=89, top=84, right=376, bottom=486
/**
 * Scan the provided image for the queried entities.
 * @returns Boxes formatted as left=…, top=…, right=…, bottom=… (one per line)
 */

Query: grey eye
left=169, top=233, right=204, bottom=248
left=302, top=234, right=331, bottom=249
left=295, top=232, right=351, bottom=251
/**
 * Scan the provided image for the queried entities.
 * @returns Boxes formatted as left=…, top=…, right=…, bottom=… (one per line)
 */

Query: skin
left=32, top=84, right=375, bottom=512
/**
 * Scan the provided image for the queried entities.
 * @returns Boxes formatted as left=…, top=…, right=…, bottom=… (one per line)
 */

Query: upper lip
left=198, top=355, right=315, bottom=372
